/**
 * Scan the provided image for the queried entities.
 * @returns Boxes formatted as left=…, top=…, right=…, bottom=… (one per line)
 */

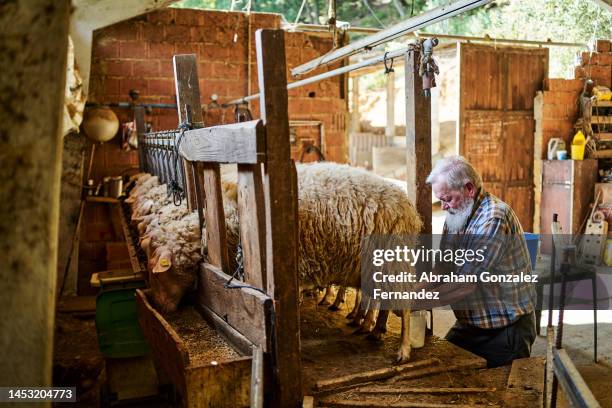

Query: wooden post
left=173, top=54, right=201, bottom=212
left=0, top=0, right=71, bottom=391
left=256, top=29, right=302, bottom=407
left=351, top=76, right=360, bottom=133
left=386, top=71, right=396, bottom=146
left=405, top=47, right=432, bottom=234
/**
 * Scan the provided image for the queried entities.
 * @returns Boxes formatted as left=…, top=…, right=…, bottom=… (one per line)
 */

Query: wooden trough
left=136, top=289, right=251, bottom=407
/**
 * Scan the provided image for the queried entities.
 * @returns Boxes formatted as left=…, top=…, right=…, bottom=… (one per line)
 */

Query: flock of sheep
left=126, top=162, right=423, bottom=362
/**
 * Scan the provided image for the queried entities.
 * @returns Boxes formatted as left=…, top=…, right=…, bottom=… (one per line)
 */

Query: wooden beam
left=173, top=54, right=201, bottom=211
left=256, top=29, right=303, bottom=407
left=405, top=46, right=432, bottom=234
left=196, top=263, right=273, bottom=352
left=237, top=164, right=267, bottom=288
left=201, top=162, right=231, bottom=271
left=179, top=120, right=266, bottom=164
left=503, top=357, right=545, bottom=408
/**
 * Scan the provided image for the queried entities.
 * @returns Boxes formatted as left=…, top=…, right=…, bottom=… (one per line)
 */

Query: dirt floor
left=53, top=287, right=612, bottom=407
left=301, top=291, right=512, bottom=407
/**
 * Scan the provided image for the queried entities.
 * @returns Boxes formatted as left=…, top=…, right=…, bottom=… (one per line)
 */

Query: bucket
left=409, top=311, right=427, bottom=348
left=524, top=233, right=539, bottom=269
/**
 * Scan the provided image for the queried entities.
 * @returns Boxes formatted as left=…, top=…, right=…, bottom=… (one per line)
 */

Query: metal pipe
left=284, top=22, right=587, bottom=49
left=226, top=45, right=412, bottom=105
left=290, top=0, right=492, bottom=76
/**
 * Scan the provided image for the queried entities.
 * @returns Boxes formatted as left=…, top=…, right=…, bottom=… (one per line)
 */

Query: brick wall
left=88, top=8, right=348, bottom=182
left=535, top=39, right=612, bottom=157
left=575, top=39, right=612, bottom=88
left=535, top=78, right=583, bottom=158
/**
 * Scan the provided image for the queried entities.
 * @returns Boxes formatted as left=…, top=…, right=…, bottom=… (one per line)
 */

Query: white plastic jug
left=409, top=311, right=427, bottom=348
left=547, top=138, right=566, bottom=160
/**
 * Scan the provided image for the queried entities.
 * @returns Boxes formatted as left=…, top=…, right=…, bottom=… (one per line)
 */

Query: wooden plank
left=136, top=289, right=190, bottom=397
left=185, top=357, right=252, bottom=408
left=357, top=387, right=496, bottom=394
left=503, top=357, right=545, bottom=408
left=251, top=345, right=264, bottom=408
left=405, top=45, right=432, bottom=234
left=594, top=132, right=612, bottom=141
left=545, top=327, right=554, bottom=408
left=117, top=201, right=145, bottom=275
left=179, top=120, right=266, bottom=164
left=85, top=196, right=120, bottom=204
left=315, top=359, right=440, bottom=392
left=56, top=296, right=97, bottom=313
left=173, top=54, right=201, bottom=211
left=195, top=302, right=255, bottom=356
left=592, top=115, right=612, bottom=124
left=593, top=100, right=612, bottom=107
left=196, top=263, right=273, bottom=352
left=318, top=399, right=496, bottom=408
left=201, top=163, right=230, bottom=271
left=256, top=29, right=303, bottom=408
left=237, top=164, right=267, bottom=288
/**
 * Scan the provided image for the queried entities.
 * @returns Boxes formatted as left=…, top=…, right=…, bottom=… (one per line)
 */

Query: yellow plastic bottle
left=571, top=130, right=586, bottom=160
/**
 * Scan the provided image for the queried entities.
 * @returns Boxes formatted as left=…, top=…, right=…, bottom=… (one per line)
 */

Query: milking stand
left=93, top=270, right=163, bottom=407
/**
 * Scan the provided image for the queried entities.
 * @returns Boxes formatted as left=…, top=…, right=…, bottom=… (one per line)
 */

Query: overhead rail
left=226, top=44, right=413, bottom=106
left=290, top=0, right=493, bottom=77
left=283, top=22, right=588, bottom=49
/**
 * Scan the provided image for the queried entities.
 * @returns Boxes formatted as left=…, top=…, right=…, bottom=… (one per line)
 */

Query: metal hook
left=383, top=51, right=394, bottom=74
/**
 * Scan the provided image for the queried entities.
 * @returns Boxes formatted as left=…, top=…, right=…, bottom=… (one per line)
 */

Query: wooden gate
left=173, top=29, right=301, bottom=407
left=458, top=43, right=548, bottom=231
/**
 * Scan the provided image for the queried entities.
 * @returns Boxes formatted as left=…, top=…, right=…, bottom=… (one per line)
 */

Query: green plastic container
left=95, top=282, right=149, bottom=358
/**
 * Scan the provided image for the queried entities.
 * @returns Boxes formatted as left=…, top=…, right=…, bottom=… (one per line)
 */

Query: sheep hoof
left=347, top=319, right=361, bottom=327
left=328, top=304, right=340, bottom=311
left=395, top=349, right=412, bottom=364
left=366, top=331, right=383, bottom=341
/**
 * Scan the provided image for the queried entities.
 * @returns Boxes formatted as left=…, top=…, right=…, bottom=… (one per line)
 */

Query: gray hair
left=426, top=155, right=483, bottom=191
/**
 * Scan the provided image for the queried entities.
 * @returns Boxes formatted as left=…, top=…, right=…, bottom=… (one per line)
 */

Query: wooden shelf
left=595, top=132, right=612, bottom=141
left=592, top=115, right=612, bottom=124
left=85, top=196, right=120, bottom=204
left=593, top=100, right=612, bottom=108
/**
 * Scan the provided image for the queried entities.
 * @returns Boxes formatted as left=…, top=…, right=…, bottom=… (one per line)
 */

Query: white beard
left=445, top=198, right=475, bottom=233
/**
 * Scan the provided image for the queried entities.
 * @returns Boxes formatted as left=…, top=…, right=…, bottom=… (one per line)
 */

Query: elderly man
left=423, top=155, right=537, bottom=368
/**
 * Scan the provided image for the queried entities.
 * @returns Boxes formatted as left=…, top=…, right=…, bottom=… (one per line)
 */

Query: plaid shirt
left=441, top=189, right=536, bottom=329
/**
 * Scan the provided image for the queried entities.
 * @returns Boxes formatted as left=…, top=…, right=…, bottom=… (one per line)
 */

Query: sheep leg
left=347, top=294, right=368, bottom=327
left=318, top=285, right=335, bottom=306
left=354, top=304, right=378, bottom=334
left=396, top=310, right=412, bottom=363
left=367, top=309, right=389, bottom=341
left=346, top=289, right=362, bottom=320
left=328, top=286, right=346, bottom=311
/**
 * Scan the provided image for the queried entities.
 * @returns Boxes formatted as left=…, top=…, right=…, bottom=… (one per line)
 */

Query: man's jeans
left=445, top=311, right=537, bottom=368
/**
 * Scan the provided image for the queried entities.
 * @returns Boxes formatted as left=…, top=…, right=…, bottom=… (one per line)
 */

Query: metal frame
left=283, top=22, right=587, bottom=49
left=290, top=0, right=493, bottom=76
left=552, top=348, right=601, bottom=408
left=226, top=44, right=412, bottom=105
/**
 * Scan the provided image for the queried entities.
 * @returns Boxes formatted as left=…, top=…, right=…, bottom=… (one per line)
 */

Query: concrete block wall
left=88, top=8, right=348, bottom=182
